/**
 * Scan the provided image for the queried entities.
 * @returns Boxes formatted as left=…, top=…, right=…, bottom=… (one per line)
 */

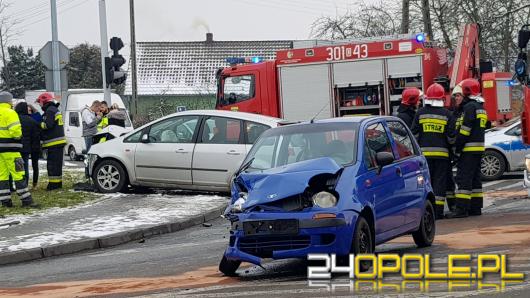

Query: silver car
left=482, top=118, right=529, bottom=180
left=86, top=110, right=282, bottom=193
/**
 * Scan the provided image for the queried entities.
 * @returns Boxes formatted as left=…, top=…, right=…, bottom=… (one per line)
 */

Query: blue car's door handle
left=395, top=167, right=402, bottom=177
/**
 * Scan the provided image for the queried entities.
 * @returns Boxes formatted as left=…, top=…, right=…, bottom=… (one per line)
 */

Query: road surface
left=0, top=175, right=528, bottom=297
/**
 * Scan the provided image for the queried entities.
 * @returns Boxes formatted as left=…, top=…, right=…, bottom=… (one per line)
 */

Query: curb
left=0, top=203, right=227, bottom=266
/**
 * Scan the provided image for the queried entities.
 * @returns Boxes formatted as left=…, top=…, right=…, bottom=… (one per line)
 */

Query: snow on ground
left=0, top=193, right=228, bottom=253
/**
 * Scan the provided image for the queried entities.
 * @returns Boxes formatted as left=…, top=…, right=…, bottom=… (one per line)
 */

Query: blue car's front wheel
left=219, top=255, right=241, bottom=276
left=352, top=216, right=373, bottom=271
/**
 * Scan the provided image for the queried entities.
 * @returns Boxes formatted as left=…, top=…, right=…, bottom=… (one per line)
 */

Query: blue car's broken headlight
left=231, top=192, right=248, bottom=213
left=312, top=191, right=337, bottom=208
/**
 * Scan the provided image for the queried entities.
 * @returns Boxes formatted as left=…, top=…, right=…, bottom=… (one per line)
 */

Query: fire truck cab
left=216, top=24, right=513, bottom=124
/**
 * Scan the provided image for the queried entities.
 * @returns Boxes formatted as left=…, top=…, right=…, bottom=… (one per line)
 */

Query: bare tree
left=311, top=1, right=401, bottom=40
left=401, top=0, right=411, bottom=33
left=420, top=0, right=434, bottom=39
left=0, top=0, right=19, bottom=89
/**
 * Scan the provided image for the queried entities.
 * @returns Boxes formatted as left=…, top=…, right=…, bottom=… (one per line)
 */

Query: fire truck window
left=364, top=122, right=394, bottom=169
left=223, top=75, right=255, bottom=104
left=387, top=121, right=416, bottom=159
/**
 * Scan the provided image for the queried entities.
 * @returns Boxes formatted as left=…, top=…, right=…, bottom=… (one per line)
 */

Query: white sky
left=9, top=0, right=356, bottom=58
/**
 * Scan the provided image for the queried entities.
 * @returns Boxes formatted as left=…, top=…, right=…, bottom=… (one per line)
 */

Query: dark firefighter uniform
left=0, top=91, right=34, bottom=207
left=411, top=84, right=456, bottom=219
left=445, top=107, right=462, bottom=212
left=454, top=99, right=487, bottom=216
left=445, top=84, right=464, bottom=212
left=41, top=100, right=66, bottom=190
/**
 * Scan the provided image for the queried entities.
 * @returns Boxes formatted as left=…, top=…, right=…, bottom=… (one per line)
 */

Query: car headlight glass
left=231, top=192, right=247, bottom=213
left=312, top=191, right=337, bottom=208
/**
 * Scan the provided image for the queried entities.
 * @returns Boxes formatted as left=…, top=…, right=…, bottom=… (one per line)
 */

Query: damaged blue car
left=219, top=116, right=436, bottom=276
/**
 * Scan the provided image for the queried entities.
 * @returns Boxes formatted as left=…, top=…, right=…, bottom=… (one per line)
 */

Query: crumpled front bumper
left=223, top=210, right=356, bottom=265
left=84, top=154, right=99, bottom=179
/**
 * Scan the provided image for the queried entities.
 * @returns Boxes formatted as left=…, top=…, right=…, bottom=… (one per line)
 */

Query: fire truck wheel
left=480, top=150, right=506, bottom=181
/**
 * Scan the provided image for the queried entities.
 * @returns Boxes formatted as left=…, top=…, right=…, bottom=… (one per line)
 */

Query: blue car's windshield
left=243, top=122, right=358, bottom=172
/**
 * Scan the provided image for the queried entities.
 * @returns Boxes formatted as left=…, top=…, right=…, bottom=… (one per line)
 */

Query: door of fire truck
left=217, top=70, right=260, bottom=114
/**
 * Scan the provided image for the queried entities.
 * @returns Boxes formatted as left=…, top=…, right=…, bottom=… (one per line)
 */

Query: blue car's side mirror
left=375, top=152, right=394, bottom=174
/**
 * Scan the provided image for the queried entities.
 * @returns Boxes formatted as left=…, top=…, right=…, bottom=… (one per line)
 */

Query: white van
left=24, top=89, right=133, bottom=160
left=62, top=90, right=133, bottom=160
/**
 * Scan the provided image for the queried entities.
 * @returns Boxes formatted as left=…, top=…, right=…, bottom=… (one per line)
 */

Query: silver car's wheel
left=480, top=151, right=506, bottom=181
left=93, top=160, right=127, bottom=193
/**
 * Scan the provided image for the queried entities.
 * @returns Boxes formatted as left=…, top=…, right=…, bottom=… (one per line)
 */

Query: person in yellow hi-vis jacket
left=37, top=92, right=66, bottom=190
left=0, top=91, right=35, bottom=207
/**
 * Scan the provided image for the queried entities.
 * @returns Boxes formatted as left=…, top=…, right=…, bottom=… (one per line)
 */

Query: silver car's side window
left=201, top=117, right=242, bottom=144
left=148, top=116, right=199, bottom=143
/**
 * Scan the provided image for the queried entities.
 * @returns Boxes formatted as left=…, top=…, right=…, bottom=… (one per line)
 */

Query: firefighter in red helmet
left=449, top=78, right=487, bottom=218
left=36, top=92, right=66, bottom=190
left=397, top=87, right=421, bottom=128
left=411, top=83, right=456, bottom=219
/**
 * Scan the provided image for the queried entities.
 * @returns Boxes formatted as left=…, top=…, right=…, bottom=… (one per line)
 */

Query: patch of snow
left=0, top=194, right=228, bottom=253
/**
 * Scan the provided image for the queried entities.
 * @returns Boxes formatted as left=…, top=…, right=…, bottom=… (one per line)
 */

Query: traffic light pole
left=98, top=0, right=111, bottom=105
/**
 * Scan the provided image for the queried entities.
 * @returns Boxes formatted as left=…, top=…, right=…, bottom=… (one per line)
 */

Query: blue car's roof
left=294, top=115, right=401, bottom=125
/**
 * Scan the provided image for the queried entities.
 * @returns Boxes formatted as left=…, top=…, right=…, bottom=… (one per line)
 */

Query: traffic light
left=104, top=37, right=127, bottom=86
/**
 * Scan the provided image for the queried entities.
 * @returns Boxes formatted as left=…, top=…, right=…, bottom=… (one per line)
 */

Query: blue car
left=219, top=116, right=436, bottom=275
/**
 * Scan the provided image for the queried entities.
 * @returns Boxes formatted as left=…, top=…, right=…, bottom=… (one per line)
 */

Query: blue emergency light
left=226, top=56, right=263, bottom=65
left=506, top=79, right=519, bottom=86
left=415, top=33, right=426, bottom=43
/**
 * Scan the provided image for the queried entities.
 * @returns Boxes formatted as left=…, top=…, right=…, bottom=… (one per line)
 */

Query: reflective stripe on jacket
left=0, top=103, right=23, bottom=152
left=455, top=99, right=487, bottom=154
left=411, top=106, right=456, bottom=159
left=41, top=103, right=66, bottom=148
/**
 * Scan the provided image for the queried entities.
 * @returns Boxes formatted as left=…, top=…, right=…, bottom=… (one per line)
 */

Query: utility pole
left=50, top=0, right=61, bottom=98
left=129, top=0, right=138, bottom=117
left=98, top=0, right=111, bottom=105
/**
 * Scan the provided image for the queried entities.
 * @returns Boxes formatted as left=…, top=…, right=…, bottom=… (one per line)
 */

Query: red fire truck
left=216, top=24, right=513, bottom=123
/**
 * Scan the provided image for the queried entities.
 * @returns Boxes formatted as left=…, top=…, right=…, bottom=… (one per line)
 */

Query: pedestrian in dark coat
left=15, top=102, right=41, bottom=187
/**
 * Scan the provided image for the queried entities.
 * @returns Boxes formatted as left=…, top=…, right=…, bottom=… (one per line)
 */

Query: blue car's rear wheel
left=219, top=255, right=241, bottom=276
left=352, top=216, right=373, bottom=271
left=413, top=200, right=435, bottom=247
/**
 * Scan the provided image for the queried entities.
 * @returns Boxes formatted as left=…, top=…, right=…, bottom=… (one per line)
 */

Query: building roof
left=124, top=34, right=293, bottom=96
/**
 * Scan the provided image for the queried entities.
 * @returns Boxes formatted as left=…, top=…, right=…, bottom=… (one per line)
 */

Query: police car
left=482, top=118, right=530, bottom=180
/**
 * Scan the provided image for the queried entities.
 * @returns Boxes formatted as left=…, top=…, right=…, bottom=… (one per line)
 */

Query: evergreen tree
left=0, top=46, right=45, bottom=98
left=67, top=43, right=102, bottom=89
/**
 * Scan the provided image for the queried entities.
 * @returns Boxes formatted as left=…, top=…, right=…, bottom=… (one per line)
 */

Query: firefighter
left=0, top=91, right=35, bottom=207
left=397, top=87, right=421, bottom=128
left=445, top=84, right=465, bottom=212
left=37, top=93, right=66, bottom=190
left=450, top=78, right=487, bottom=218
left=411, top=83, right=456, bottom=219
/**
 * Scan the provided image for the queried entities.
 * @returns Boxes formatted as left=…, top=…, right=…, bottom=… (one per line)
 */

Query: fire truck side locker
left=278, top=63, right=333, bottom=122
left=386, top=55, right=424, bottom=115
left=332, top=59, right=385, bottom=117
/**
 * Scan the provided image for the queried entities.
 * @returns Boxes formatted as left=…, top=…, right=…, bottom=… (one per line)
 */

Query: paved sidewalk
left=0, top=191, right=228, bottom=265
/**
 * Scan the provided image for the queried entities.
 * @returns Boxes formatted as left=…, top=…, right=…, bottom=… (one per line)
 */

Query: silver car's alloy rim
left=481, top=155, right=501, bottom=177
left=97, top=164, right=121, bottom=190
